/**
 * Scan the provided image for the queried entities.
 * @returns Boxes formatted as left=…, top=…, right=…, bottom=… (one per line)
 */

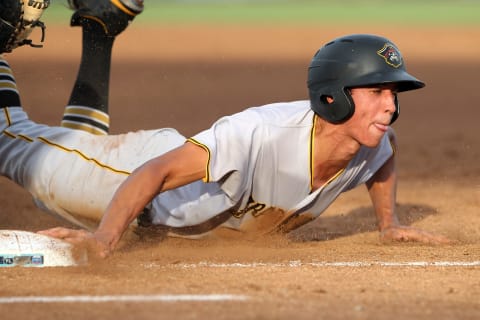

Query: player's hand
left=379, top=225, right=453, bottom=245
left=38, top=227, right=111, bottom=258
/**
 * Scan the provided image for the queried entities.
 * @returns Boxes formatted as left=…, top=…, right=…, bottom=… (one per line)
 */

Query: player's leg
left=0, top=0, right=109, bottom=227
left=61, top=0, right=144, bottom=135
left=1, top=56, right=185, bottom=232
left=0, top=54, right=157, bottom=230
left=1, top=0, right=183, bottom=230
left=0, top=55, right=136, bottom=229
left=61, top=19, right=114, bottom=135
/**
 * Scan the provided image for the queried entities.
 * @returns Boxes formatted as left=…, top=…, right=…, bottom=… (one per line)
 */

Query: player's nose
left=383, top=90, right=397, bottom=114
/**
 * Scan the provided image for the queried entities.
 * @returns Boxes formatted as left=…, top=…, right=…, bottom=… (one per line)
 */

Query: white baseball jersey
left=0, top=101, right=393, bottom=234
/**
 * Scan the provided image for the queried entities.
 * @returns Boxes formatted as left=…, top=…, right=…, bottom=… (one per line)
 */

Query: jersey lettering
left=232, top=196, right=267, bottom=218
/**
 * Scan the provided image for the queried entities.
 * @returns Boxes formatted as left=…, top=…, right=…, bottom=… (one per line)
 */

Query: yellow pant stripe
left=37, top=136, right=131, bottom=175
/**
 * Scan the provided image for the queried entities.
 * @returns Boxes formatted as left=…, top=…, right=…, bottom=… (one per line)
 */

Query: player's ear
left=321, top=95, right=334, bottom=104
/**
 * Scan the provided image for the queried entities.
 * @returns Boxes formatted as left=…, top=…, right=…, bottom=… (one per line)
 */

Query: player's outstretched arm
left=365, top=129, right=452, bottom=245
left=39, top=141, right=209, bottom=257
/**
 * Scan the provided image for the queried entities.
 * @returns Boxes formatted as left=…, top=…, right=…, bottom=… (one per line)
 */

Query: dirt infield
left=1, top=24, right=479, bottom=319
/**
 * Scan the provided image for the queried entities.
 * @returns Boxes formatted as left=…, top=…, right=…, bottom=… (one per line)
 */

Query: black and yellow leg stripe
left=0, top=61, right=21, bottom=108
left=61, top=106, right=110, bottom=135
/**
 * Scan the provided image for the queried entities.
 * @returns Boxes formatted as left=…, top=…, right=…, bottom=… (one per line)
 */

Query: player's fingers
left=416, top=232, right=453, bottom=245
left=57, top=232, right=110, bottom=257
left=400, top=228, right=452, bottom=245
left=38, top=228, right=109, bottom=259
left=49, top=232, right=110, bottom=258
left=380, top=226, right=453, bottom=245
left=37, top=227, right=87, bottom=239
left=37, top=227, right=71, bottom=238
left=62, top=234, right=89, bottom=244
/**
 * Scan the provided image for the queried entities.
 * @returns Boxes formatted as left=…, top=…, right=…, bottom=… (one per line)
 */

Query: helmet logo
left=377, top=43, right=403, bottom=68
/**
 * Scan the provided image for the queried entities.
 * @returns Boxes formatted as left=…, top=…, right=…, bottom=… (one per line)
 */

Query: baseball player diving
left=0, top=0, right=451, bottom=258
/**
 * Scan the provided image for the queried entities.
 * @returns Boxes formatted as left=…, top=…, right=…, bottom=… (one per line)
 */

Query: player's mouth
left=373, top=122, right=389, bottom=132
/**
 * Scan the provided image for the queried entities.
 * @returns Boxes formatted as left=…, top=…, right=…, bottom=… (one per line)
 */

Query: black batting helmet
left=307, top=34, right=425, bottom=124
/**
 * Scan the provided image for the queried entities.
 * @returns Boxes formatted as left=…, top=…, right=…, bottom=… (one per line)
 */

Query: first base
left=0, top=230, right=88, bottom=267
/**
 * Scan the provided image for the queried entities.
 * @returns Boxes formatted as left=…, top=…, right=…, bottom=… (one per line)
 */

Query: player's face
left=347, top=84, right=397, bottom=147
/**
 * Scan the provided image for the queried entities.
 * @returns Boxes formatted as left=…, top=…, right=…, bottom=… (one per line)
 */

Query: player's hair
left=307, top=34, right=425, bottom=124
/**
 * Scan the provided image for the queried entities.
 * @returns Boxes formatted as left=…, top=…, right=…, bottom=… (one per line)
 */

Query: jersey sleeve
left=188, top=110, right=262, bottom=201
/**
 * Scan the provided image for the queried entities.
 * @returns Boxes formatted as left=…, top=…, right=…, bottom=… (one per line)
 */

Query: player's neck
left=310, top=117, right=360, bottom=189
left=313, top=116, right=361, bottom=160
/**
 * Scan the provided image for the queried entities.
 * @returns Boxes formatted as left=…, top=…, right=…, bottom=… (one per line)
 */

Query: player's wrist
left=377, top=213, right=401, bottom=232
left=93, top=230, right=119, bottom=256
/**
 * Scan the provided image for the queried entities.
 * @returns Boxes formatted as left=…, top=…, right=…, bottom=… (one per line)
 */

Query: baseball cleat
left=68, top=0, right=144, bottom=37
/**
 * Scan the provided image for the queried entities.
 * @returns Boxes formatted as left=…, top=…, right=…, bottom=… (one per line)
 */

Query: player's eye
left=369, top=88, right=382, bottom=94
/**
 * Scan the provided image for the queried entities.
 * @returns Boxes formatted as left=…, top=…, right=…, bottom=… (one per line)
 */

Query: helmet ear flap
left=390, top=94, right=400, bottom=124
left=313, top=90, right=400, bottom=124
left=311, top=88, right=355, bottom=124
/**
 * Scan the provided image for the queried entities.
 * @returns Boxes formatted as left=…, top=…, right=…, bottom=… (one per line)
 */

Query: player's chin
left=361, top=133, right=384, bottom=148
left=362, top=126, right=388, bottom=147
left=363, top=141, right=381, bottom=148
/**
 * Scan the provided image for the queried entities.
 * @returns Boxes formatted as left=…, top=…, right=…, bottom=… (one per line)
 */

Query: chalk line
left=160, top=260, right=480, bottom=269
left=0, top=294, right=248, bottom=304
